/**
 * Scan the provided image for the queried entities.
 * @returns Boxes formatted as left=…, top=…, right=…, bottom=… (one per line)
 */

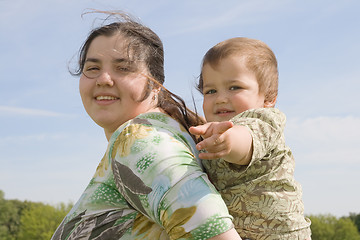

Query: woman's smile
left=94, top=94, right=120, bottom=105
left=95, top=95, right=119, bottom=101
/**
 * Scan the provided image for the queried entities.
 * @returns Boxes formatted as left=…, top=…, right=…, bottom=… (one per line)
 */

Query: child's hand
left=189, top=121, right=234, bottom=160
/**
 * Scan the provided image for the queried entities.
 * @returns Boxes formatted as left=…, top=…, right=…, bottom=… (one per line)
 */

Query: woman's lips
left=94, top=95, right=120, bottom=105
left=95, top=95, right=118, bottom=100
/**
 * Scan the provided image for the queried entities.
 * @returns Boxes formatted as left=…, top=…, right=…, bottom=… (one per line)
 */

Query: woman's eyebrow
left=113, top=58, right=131, bottom=64
left=84, top=58, right=130, bottom=64
left=84, top=58, right=100, bottom=63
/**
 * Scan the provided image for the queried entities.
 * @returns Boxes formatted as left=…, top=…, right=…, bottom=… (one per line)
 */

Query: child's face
left=202, top=55, right=266, bottom=122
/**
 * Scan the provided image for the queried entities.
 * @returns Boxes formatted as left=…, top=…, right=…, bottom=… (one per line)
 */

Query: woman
left=51, top=12, right=241, bottom=240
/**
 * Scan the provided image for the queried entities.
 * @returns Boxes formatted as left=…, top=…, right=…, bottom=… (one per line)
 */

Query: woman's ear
left=153, top=87, right=161, bottom=96
left=264, top=96, right=277, bottom=108
left=151, top=87, right=161, bottom=103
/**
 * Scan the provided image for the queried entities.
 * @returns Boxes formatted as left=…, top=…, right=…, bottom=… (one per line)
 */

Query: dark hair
left=72, top=11, right=204, bottom=140
left=197, top=37, right=278, bottom=103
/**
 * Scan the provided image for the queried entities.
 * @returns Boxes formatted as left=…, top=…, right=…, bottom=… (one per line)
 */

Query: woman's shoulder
left=135, top=112, right=179, bottom=128
left=133, top=112, right=187, bottom=134
left=107, top=112, right=199, bottom=169
left=109, top=112, right=194, bottom=148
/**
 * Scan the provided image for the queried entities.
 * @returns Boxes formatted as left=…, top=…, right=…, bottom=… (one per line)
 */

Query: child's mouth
left=216, top=110, right=235, bottom=115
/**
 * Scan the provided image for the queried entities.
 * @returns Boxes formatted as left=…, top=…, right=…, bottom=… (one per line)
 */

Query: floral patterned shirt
left=51, top=112, right=234, bottom=240
left=202, top=108, right=311, bottom=240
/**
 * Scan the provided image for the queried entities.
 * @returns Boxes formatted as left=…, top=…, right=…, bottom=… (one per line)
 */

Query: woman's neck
left=104, top=107, right=165, bottom=141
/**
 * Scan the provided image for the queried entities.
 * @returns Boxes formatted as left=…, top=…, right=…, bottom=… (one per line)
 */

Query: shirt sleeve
left=230, top=108, right=286, bottom=166
left=109, top=119, right=234, bottom=239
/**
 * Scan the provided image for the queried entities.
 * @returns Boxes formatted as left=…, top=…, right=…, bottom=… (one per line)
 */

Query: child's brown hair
left=197, top=37, right=278, bottom=103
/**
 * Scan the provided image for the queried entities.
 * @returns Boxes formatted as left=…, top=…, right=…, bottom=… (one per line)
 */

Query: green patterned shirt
left=51, top=112, right=233, bottom=240
left=202, top=108, right=311, bottom=240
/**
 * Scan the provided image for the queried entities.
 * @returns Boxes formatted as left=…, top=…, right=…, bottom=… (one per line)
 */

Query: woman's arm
left=209, top=228, right=241, bottom=240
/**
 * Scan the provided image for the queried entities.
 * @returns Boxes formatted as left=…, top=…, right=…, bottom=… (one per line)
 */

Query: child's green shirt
left=202, top=108, right=311, bottom=240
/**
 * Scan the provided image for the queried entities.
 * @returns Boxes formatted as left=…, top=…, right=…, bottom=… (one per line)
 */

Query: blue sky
left=0, top=0, right=359, bottom=217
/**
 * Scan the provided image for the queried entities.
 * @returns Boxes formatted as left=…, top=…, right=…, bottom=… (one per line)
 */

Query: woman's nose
left=96, top=71, right=114, bottom=87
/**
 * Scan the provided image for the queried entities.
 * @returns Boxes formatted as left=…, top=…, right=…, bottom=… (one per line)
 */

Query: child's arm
left=189, top=121, right=253, bottom=165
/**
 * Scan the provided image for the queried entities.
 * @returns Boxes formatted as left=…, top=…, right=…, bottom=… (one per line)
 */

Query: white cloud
left=0, top=133, right=67, bottom=145
left=160, top=0, right=291, bottom=37
left=285, top=116, right=360, bottom=164
left=0, top=106, right=73, bottom=117
left=0, top=130, right=107, bottom=203
left=285, top=115, right=360, bottom=216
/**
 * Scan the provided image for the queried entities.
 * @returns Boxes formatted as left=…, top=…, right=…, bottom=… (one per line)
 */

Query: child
left=190, top=37, right=312, bottom=239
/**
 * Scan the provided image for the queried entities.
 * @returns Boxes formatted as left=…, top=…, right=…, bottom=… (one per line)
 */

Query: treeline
left=0, top=190, right=72, bottom=240
left=309, top=213, right=360, bottom=240
left=1, top=190, right=360, bottom=239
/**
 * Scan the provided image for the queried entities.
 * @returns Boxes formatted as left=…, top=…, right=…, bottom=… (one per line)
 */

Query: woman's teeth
left=96, top=96, right=117, bottom=100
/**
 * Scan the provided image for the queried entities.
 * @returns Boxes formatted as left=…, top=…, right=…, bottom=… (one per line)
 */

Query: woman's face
left=79, top=34, right=155, bottom=138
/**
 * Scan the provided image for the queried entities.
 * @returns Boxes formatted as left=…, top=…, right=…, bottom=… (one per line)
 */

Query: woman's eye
left=87, top=67, right=100, bottom=71
left=116, top=67, right=128, bottom=71
left=84, top=65, right=100, bottom=72
left=82, top=65, right=101, bottom=78
left=204, top=89, right=216, bottom=95
left=116, top=65, right=133, bottom=73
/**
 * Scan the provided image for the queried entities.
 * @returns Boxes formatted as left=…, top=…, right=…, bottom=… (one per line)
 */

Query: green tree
left=309, top=214, right=336, bottom=240
left=17, top=202, right=71, bottom=240
left=309, top=214, right=360, bottom=240
left=0, top=190, right=28, bottom=240
left=333, top=217, right=360, bottom=240
left=349, top=213, right=360, bottom=233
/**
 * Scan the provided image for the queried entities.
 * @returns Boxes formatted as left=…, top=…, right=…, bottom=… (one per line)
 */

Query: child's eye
left=229, top=86, right=242, bottom=90
left=204, top=89, right=216, bottom=95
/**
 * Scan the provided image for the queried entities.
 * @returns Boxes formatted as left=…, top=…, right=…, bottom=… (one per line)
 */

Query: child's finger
left=197, top=135, right=223, bottom=151
left=189, top=126, right=204, bottom=136
left=189, top=123, right=211, bottom=136
left=214, top=121, right=234, bottom=134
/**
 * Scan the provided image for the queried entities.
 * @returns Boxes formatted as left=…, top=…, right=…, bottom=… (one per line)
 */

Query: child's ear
left=264, top=96, right=277, bottom=108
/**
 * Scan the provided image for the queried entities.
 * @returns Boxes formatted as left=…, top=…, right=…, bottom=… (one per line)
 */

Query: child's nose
left=215, top=94, right=228, bottom=104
